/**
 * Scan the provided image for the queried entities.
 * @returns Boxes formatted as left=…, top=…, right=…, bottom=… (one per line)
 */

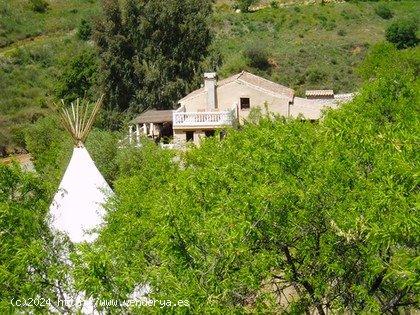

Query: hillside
left=213, top=0, right=419, bottom=94
left=0, top=0, right=100, bottom=155
left=0, top=0, right=99, bottom=48
left=0, top=0, right=419, bottom=155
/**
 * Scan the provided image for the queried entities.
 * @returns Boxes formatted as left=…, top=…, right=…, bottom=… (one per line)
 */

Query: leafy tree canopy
left=55, top=47, right=99, bottom=103
left=75, top=43, right=420, bottom=313
left=0, top=164, right=74, bottom=314
left=94, top=0, right=214, bottom=112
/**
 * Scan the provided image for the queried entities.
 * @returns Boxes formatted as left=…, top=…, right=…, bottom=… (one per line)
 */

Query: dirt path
left=250, top=0, right=345, bottom=11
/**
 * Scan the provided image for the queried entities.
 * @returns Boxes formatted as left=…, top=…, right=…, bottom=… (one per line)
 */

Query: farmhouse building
left=129, top=71, right=352, bottom=145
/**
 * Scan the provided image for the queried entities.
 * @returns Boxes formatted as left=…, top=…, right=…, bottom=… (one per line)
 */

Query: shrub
left=270, top=0, right=278, bottom=8
left=77, top=19, right=92, bottom=41
left=337, top=29, right=347, bottom=36
left=235, top=0, right=258, bottom=13
left=244, top=46, right=270, bottom=70
left=85, top=130, right=121, bottom=183
left=385, top=18, right=418, bottom=49
left=306, top=67, right=326, bottom=84
left=29, top=0, right=49, bottom=13
left=375, top=4, right=393, bottom=20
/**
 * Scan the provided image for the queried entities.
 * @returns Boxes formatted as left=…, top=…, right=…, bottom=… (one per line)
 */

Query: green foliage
left=0, top=0, right=101, bottom=151
left=24, top=115, right=72, bottom=185
left=306, top=66, right=326, bottom=84
left=0, top=163, right=74, bottom=314
left=374, top=3, right=393, bottom=20
left=24, top=114, right=122, bottom=185
left=77, top=19, right=92, bottom=41
left=235, top=0, right=258, bottom=12
left=337, top=29, right=346, bottom=36
left=2, top=0, right=420, bottom=151
left=55, top=46, right=99, bottom=102
left=95, top=0, right=213, bottom=112
left=0, top=0, right=100, bottom=48
left=244, top=45, right=270, bottom=70
left=270, top=0, right=278, bottom=9
left=29, top=0, right=49, bottom=13
left=386, top=18, right=418, bottom=49
left=85, top=129, right=121, bottom=183
left=0, top=163, right=47, bottom=312
left=214, top=1, right=420, bottom=96
left=74, top=45, right=420, bottom=313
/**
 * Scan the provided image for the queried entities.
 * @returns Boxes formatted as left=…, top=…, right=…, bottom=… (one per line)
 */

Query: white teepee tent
left=50, top=97, right=113, bottom=243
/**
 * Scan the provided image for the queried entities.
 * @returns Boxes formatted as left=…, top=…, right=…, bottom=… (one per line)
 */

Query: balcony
left=173, top=105, right=237, bottom=129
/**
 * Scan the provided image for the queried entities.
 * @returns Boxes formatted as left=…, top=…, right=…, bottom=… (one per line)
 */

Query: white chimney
left=204, top=72, right=217, bottom=110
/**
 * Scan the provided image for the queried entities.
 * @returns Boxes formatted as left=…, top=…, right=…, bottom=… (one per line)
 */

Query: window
left=186, top=131, right=194, bottom=142
left=204, top=130, right=215, bottom=138
left=240, top=97, right=250, bottom=110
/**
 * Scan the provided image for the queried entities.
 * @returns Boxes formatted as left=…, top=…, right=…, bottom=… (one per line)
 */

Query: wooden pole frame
left=53, top=95, right=104, bottom=147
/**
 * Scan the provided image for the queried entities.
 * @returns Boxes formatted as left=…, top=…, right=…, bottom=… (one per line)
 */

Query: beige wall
left=173, top=129, right=207, bottom=145
left=179, top=80, right=291, bottom=122
left=176, top=80, right=292, bottom=145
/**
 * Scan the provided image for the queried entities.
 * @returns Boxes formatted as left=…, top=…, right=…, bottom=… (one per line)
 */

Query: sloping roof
left=130, top=109, right=173, bottom=124
left=306, top=90, right=334, bottom=97
left=239, top=71, right=294, bottom=98
left=179, top=71, right=294, bottom=103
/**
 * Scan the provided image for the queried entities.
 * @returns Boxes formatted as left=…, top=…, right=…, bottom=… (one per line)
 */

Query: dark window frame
left=240, top=97, right=250, bottom=110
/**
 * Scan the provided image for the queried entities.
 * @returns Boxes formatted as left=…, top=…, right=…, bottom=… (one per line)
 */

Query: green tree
left=0, top=164, right=76, bottom=313
left=386, top=18, right=418, bottom=49
left=85, top=129, right=121, bottom=183
left=55, top=47, right=99, bottom=102
left=94, top=0, right=214, bottom=112
left=74, top=44, right=419, bottom=313
left=244, top=45, right=271, bottom=70
left=24, top=115, right=72, bottom=186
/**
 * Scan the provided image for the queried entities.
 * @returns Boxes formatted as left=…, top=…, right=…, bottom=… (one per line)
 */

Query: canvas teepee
left=50, top=97, right=113, bottom=243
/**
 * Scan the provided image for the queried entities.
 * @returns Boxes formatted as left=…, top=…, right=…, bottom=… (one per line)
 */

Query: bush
left=244, top=46, right=270, bottom=70
left=306, top=67, right=326, bottom=84
left=24, top=115, right=72, bottom=183
left=375, top=4, right=393, bottom=20
left=29, top=0, right=49, bottom=13
left=77, top=19, right=92, bottom=41
left=337, top=29, right=347, bottom=36
left=85, top=130, right=121, bottom=183
left=235, top=0, right=258, bottom=13
left=270, top=0, right=278, bottom=8
left=385, top=18, right=418, bottom=49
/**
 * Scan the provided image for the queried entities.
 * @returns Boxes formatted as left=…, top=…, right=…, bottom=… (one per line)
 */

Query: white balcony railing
left=173, top=105, right=237, bottom=128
